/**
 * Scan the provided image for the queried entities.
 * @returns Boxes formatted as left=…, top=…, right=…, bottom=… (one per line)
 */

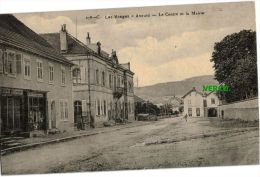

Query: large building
left=41, top=25, right=135, bottom=128
left=0, top=15, right=74, bottom=136
left=182, top=87, right=220, bottom=117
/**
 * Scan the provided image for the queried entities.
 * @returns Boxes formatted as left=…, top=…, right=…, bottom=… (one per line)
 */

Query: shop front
left=0, top=87, right=48, bottom=136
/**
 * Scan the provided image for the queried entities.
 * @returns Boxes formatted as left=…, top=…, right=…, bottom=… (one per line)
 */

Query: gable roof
left=182, top=87, right=205, bottom=99
left=0, top=14, right=73, bottom=65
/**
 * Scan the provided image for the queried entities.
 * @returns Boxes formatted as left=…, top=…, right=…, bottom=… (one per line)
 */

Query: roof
left=41, top=31, right=134, bottom=75
left=87, top=43, right=110, bottom=58
left=0, top=14, right=73, bottom=65
left=40, top=32, right=94, bottom=55
left=168, top=96, right=183, bottom=106
left=182, top=87, right=205, bottom=99
left=134, top=95, right=145, bottom=103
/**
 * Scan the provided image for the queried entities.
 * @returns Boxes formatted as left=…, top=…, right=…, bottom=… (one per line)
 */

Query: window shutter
left=82, top=100, right=87, bottom=116
left=16, top=54, right=22, bottom=74
left=0, top=50, right=3, bottom=73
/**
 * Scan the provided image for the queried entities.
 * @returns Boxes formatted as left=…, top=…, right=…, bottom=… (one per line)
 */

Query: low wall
left=218, top=97, right=259, bottom=121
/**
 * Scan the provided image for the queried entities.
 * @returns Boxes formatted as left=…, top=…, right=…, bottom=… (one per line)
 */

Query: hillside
left=134, top=75, right=219, bottom=104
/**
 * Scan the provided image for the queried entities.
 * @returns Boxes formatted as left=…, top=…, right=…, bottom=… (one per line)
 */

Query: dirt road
left=1, top=117, right=259, bottom=174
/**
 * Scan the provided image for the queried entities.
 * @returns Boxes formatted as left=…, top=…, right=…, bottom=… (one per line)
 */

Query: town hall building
left=41, top=25, right=135, bottom=128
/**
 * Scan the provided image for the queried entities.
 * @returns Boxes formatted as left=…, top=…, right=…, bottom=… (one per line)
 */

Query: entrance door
left=3, top=97, right=22, bottom=132
left=74, top=101, right=82, bottom=128
left=51, top=101, right=56, bottom=128
left=208, top=108, right=218, bottom=117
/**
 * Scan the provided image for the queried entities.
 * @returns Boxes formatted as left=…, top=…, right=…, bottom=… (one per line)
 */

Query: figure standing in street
left=183, top=113, right=188, bottom=122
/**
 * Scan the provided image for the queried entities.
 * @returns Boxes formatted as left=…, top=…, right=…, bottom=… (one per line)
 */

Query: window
left=104, top=100, right=106, bottom=115
left=60, top=101, right=64, bottom=120
left=102, top=71, right=105, bottom=86
left=72, top=68, right=81, bottom=84
left=101, top=99, right=103, bottom=115
left=109, top=74, right=112, bottom=88
left=128, top=101, right=131, bottom=113
left=0, top=49, right=3, bottom=73
left=7, top=52, right=15, bottom=75
left=61, top=67, right=66, bottom=85
left=196, top=108, right=200, bottom=116
left=211, top=98, right=215, bottom=105
left=203, top=100, right=207, bottom=107
left=188, top=108, right=192, bottom=117
left=37, top=60, right=43, bottom=81
left=117, top=77, right=120, bottom=87
left=16, top=54, right=22, bottom=74
left=121, top=77, right=124, bottom=86
left=64, top=102, right=68, bottom=119
left=24, top=58, right=31, bottom=79
left=95, top=69, right=99, bottom=84
left=188, top=100, right=191, bottom=105
left=114, top=76, right=116, bottom=89
left=3, top=52, right=7, bottom=74
left=49, top=64, right=54, bottom=83
left=97, top=99, right=100, bottom=115
left=60, top=100, right=68, bottom=120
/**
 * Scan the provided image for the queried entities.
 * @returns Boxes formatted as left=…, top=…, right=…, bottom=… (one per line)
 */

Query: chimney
left=97, top=41, right=101, bottom=55
left=86, top=32, right=91, bottom=45
left=111, top=49, right=117, bottom=58
left=60, top=24, right=68, bottom=52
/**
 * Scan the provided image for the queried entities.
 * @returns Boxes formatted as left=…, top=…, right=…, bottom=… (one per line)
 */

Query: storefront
left=0, top=87, right=48, bottom=136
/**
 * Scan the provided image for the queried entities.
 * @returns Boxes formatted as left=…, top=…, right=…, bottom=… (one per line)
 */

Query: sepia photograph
left=0, top=1, right=259, bottom=175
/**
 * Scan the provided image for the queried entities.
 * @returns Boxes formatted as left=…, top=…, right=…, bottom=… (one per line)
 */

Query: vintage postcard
left=0, top=1, right=259, bottom=175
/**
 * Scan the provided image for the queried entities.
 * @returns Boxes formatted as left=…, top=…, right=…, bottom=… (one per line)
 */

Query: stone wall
left=218, top=97, right=259, bottom=121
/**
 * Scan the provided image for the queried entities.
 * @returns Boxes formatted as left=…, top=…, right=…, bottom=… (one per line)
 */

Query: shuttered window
left=7, top=52, right=15, bottom=75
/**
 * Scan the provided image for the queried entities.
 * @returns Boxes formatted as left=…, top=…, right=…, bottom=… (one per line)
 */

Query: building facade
left=0, top=15, right=74, bottom=136
left=182, top=87, right=220, bottom=117
left=41, top=25, right=135, bottom=128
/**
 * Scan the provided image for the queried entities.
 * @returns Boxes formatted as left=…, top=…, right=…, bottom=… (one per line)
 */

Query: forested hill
left=134, top=75, right=219, bottom=104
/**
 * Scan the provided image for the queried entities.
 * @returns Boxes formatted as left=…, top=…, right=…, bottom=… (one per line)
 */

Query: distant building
left=0, top=15, right=74, bottom=136
left=167, top=96, right=183, bottom=112
left=41, top=26, right=135, bottom=128
left=182, top=87, right=220, bottom=117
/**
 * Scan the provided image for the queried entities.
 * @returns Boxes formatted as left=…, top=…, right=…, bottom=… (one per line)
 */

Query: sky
left=14, top=1, right=256, bottom=87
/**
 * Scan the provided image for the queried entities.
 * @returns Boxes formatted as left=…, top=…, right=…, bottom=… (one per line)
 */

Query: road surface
left=1, top=117, right=259, bottom=174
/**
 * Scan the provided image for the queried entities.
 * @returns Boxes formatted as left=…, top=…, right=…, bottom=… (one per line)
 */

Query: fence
left=218, top=97, right=259, bottom=121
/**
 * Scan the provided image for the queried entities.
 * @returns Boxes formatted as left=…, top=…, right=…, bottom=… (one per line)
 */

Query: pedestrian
left=183, top=113, right=188, bottom=122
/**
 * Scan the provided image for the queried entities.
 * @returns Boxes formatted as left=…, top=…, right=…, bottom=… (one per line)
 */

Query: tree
left=211, top=30, right=257, bottom=103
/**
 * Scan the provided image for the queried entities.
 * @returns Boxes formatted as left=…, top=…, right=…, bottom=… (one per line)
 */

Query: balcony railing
left=113, top=87, right=124, bottom=99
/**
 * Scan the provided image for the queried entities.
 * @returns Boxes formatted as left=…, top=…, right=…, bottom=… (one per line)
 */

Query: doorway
left=74, top=101, right=82, bottom=129
left=208, top=108, right=218, bottom=117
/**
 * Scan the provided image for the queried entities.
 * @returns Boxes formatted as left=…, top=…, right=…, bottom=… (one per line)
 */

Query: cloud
left=17, top=15, right=76, bottom=34
left=127, top=52, right=214, bottom=87
left=14, top=2, right=255, bottom=86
